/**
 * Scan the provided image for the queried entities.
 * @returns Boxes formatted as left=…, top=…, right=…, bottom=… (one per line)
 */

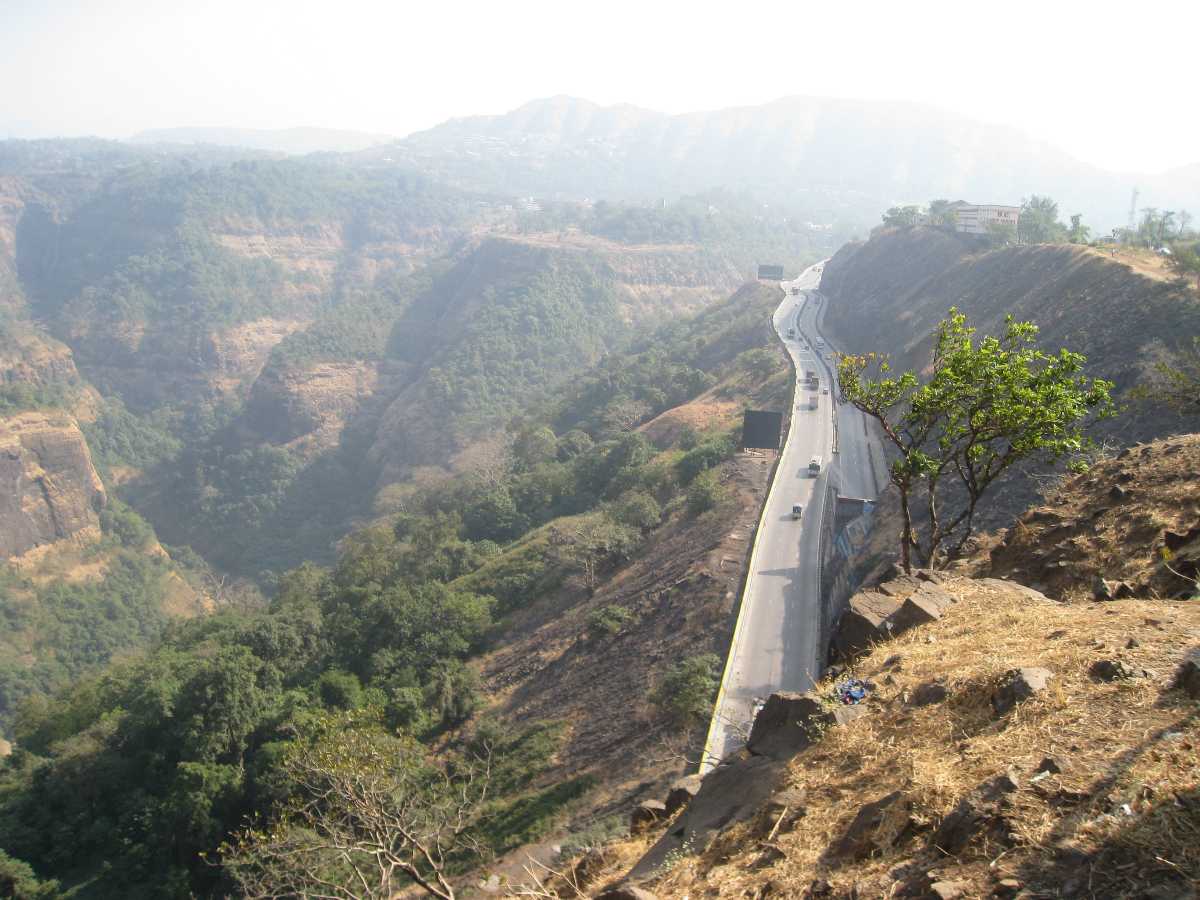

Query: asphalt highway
left=702, top=261, right=883, bottom=769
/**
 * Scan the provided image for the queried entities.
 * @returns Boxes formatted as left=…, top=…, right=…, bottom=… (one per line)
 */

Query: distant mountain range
left=372, top=95, right=1200, bottom=233
left=129, top=125, right=394, bottom=155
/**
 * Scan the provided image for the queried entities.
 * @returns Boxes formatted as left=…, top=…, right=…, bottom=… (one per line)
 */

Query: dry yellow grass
left=591, top=577, right=1199, bottom=899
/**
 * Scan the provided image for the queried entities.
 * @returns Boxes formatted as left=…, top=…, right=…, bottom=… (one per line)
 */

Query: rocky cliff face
left=0, top=411, right=106, bottom=561
left=241, top=359, right=386, bottom=452
left=0, top=329, right=81, bottom=390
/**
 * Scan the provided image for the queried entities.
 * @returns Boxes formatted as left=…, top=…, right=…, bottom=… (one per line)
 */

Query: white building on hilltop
left=952, top=202, right=1021, bottom=235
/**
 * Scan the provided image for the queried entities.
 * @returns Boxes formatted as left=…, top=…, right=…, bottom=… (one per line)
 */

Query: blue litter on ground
left=832, top=677, right=872, bottom=705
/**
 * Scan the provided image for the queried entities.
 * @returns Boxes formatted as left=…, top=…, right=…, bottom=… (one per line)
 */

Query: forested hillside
left=0, top=279, right=790, bottom=898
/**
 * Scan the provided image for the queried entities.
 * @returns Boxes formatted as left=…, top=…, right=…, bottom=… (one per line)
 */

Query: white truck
left=808, top=455, right=823, bottom=476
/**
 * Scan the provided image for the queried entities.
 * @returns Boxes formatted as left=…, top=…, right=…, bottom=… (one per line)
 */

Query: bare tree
left=547, top=514, right=641, bottom=593
left=222, top=710, right=491, bottom=900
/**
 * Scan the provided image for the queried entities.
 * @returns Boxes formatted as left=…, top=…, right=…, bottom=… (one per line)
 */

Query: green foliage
left=986, top=220, right=1017, bottom=247
left=522, top=190, right=824, bottom=272
left=838, top=308, right=1114, bottom=570
left=0, top=380, right=76, bottom=415
left=400, top=253, right=627, bottom=432
left=0, top=850, right=60, bottom=899
left=1167, top=240, right=1200, bottom=290
left=926, top=199, right=956, bottom=228
left=1068, top=213, right=1091, bottom=244
left=221, top=707, right=488, bottom=900
left=315, top=669, right=364, bottom=710
left=686, top=468, right=727, bottom=517
left=676, top=431, right=736, bottom=484
left=99, top=498, right=157, bottom=548
left=610, top=491, right=662, bottom=530
left=0, top=549, right=172, bottom=732
left=1134, top=208, right=1194, bottom=248
left=735, top=347, right=779, bottom=380
left=585, top=604, right=637, bottom=639
left=881, top=205, right=922, bottom=227
left=83, top=398, right=183, bottom=474
left=549, top=513, right=642, bottom=592
left=512, top=425, right=560, bottom=472
left=652, top=654, right=721, bottom=726
left=1143, top=335, right=1200, bottom=414
left=1018, top=195, right=1068, bottom=244
left=478, top=775, right=596, bottom=854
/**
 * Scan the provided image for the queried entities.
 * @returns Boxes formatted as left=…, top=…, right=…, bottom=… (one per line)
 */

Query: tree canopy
left=837, top=309, right=1113, bottom=571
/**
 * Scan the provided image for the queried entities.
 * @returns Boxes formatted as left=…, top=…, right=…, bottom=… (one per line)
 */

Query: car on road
left=822, top=387, right=829, bottom=394
left=787, top=327, right=795, bottom=337
left=791, top=503, right=803, bottom=520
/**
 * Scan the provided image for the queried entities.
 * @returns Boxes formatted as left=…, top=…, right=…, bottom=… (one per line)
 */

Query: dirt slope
left=986, top=433, right=1200, bottom=602
left=596, top=576, right=1199, bottom=900
left=540, top=433, right=1200, bottom=900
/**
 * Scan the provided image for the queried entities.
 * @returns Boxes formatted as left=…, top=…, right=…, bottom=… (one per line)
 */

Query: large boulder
left=876, top=575, right=923, bottom=598
left=630, top=800, right=667, bottom=833
left=991, top=667, right=1053, bottom=716
left=888, top=595, right=940, bottom=638
left=627, top=751, right=788, bottom=880
left=664, top=775, right=702, bottom=816
left=748, top=692, right=866, bottom=760
left=832, top=591, right=902, bottom=659
left=830, top=791, right=914, bottom=859
left=1174, top=647, right=1200, bottom=699
left=932, top=773, right=1021, bottom=854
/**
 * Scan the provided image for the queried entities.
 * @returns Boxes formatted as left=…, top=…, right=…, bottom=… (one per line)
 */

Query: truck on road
left=808, top=455, right=823, bottom=476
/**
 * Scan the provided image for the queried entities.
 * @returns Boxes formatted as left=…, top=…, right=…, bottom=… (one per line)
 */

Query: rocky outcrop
left=832, top=578, right=956, bottom=662
left=0, top=329, right=80, bottom=389
left=0, top=411, right=106, bottom=560
left=69, top=315, right=311, bottom=407
left=1173, top=647, right=1200, bottom=699
left=747, top=692, right=866, bottom=760
left=243, top=360, right=384, bottom=449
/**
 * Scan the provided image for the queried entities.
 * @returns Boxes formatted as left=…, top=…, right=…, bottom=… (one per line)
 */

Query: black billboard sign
left=741, top=409, right=783, bottom=450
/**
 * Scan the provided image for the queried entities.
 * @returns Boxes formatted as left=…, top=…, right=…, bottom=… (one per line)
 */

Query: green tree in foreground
left=222, top=710, right=490, bottom=900
left=838, top=309, right=1113, bottom=572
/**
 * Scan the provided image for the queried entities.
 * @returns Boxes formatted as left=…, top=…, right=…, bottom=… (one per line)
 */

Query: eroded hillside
left=819, top=226, right=1200, bottom=528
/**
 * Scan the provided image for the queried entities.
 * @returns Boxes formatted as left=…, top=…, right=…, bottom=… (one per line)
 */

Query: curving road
left=701, top=261, right=882, bottom=770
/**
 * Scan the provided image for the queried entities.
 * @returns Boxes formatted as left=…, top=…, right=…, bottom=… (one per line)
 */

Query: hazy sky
left=3, top=0, right=1197, bottom=173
